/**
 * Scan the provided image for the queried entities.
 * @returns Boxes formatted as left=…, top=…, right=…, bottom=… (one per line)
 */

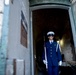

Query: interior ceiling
left=33, top=8, right=71, bottom=41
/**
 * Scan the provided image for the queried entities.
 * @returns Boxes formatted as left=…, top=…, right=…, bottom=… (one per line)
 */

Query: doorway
left=32, top=8, right=75, bottom=75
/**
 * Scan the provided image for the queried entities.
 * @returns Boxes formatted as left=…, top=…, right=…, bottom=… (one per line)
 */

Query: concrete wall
left=6, top=0, right=30, bottom=75
left=0, top=0, right=4, bottom=41
left=61, top=38, right=74, bottom=61
left=71, top=1, right=76, bottom=48
left=61, top=33, right=74, bottom=61
left=29, top=0, right=70, bottom=6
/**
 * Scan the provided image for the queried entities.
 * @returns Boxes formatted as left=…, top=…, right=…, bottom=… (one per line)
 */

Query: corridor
left=32, top=8, right=76, bottom=75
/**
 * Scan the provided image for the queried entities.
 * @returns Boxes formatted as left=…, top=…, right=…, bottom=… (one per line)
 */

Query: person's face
left=48, top=36, right=54, bottom=40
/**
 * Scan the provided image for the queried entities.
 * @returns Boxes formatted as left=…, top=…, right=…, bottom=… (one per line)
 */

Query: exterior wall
left=29, top=0, right=71, bottom=6
left=0, top=1, right=4, bottom=74
left=72, top=1, right=76, bottom=40
left=70, top=0, right=76, bottom=53
left=0, top=0, right=10, bottom=75
left=0, top=0, right=4, bottom=41
left=6, top=0, right=30, bottom=75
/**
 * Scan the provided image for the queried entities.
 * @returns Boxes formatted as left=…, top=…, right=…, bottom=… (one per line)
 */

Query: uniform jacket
left=42, top=41, right=62, bottom=66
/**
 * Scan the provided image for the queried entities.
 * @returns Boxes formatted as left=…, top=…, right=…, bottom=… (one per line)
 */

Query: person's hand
left=59, top=61, right=62, bottom=66
left=43, top=60, right=47, bottom=65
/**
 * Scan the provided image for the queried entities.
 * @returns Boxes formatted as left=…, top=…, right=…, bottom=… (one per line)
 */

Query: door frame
left=29, top=4, right=76, bottom=75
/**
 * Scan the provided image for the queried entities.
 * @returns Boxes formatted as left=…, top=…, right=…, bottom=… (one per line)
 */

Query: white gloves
left=43, top=60, right=48, bottom=69
left=59, top=61, right=62, bottom=66
left=43, top=60, right=62, bottom=66
left=43, top=60, right=47, bottom=65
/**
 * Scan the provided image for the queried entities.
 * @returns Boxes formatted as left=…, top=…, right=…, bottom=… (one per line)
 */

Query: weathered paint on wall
left=0, top=2, right=10, bottom=75
left=6, top=0, right=30, bottom=75
left=71, top=2, right=76, bottom=33
left=0, top=0, right=4, bottom=42
left=29, top=0, right=71, bottom=6
left=71, top=1, right=76, bottom=54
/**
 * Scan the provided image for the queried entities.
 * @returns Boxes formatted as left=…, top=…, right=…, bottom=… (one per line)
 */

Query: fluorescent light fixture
left=57, top=39, right=64, bottom=47
left=60, top=39, right=64, bottom=46
left=5, top=0, right=10, bottom=5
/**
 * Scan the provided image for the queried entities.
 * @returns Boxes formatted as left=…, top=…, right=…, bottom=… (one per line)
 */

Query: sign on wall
left=21, top=11, right=28, bottom=48
left=6, top=59, right=25, bottom=75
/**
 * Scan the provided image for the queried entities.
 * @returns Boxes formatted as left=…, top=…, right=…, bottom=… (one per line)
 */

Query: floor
left=59, top=66, right=76, bottom=75
left=36, top=66, right=76, bottom=75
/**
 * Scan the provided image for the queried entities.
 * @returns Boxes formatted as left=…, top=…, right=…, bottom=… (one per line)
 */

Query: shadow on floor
left=59, top=66, right=76, bottom=75
left=37, top=66, right=76, bottom=75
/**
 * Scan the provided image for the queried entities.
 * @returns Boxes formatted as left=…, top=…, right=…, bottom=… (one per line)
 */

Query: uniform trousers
left=47, top=66, right=59, bottom=75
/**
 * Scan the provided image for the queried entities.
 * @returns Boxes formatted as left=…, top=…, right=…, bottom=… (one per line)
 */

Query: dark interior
left=32, top=8, right=75, bottom=75
left=33, top=8, right=72, bottom=39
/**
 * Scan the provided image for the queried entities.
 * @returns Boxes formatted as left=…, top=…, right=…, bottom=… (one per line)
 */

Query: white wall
left=0, top=0, right=4, bottom=41
left=7, top=0, right=30, bottom=75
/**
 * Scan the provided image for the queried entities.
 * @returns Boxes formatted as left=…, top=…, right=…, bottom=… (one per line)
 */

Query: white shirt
left=49, top=40, right=54, bottom=44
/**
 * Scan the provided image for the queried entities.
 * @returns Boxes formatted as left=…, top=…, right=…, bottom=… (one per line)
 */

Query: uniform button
left=50, top=55, right=52, bottom=57
left=50, top=49, right=52, bottom=51
left=50, top=52, right=52, bottom=54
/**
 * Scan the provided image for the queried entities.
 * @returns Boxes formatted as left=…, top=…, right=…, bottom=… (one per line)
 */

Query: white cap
left=47, top=31, right=55, bottom=36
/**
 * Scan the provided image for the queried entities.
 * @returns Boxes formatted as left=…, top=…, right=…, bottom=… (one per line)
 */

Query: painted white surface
left=0, top=0, right=4, bottom=12
left=4, top=0, right=10, bottom=5
left=6, top=60, right=13, bottom=75
left=0, top=14, right=3, bottom=39
left=0, top=0, right=4, bottom=40
left=7, top=0, right=30, bottom=75
left=16, top=60, right=25, bottom=75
